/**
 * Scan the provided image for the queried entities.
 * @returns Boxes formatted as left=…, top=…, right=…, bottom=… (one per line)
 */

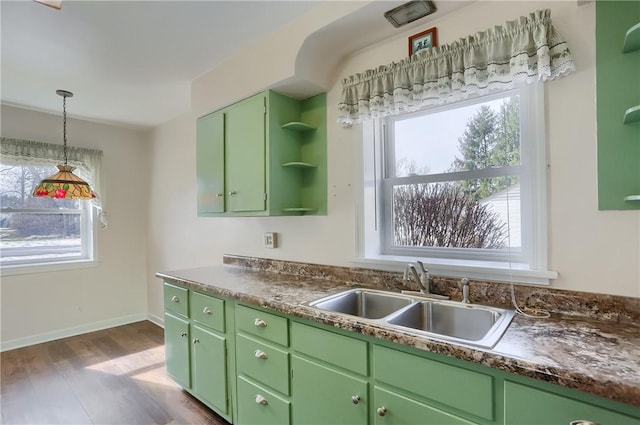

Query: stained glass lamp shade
left=32, top=90, right=96, bottom=200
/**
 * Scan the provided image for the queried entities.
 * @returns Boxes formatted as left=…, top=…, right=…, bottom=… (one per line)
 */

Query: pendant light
left=32, top=90, right=96, bottom=199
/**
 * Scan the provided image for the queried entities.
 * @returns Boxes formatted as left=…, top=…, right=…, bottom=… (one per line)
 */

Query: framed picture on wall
left=408, top=27, right=438, bottom=56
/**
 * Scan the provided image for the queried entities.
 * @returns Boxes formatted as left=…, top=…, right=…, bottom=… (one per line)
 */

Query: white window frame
left=354, top=83, right=558, bottom=285
left=0, top=166, right=98, bottom=276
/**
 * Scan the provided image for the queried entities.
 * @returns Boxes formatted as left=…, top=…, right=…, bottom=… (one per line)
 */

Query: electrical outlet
left=263, top=232, right=277, bottom=248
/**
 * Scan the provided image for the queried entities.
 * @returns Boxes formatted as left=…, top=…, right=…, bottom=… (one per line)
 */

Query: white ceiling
left=1, top=0, right=322, bottom=129
left=1, top=0, right=472, bottom=130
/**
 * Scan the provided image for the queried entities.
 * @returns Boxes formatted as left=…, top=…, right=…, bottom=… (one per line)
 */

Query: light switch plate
left=264, top=232, right=277, bottom=248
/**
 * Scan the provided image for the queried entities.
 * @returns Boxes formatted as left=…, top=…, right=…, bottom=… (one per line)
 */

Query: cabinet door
left=226, top=94, right=266, bottom=212
left=164, top=313, right=190, bottom=389
left=192, top=325, right=228, bottom=415
left=196, top=111, right=225, bottom=214
left=373, top=386, right=476, bottom=425
left=504, top=381, right=639, bottom=425
left=291, top=355, right=367, bottom=425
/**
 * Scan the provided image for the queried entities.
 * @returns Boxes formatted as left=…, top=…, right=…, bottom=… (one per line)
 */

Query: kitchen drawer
left=190, top=291, right=225, bottom=332
left=164, top=282, right=189, bottom=317
left=504, top=381, right=639, bottom=425
left=236, top=334, right=289, bottom=395
left=373, top=386, right=476, bottom=425
left=291, top=322, right=367, bottom=376
left=236, top=376, right=290, bottom=425
left=236, top=305, right=288, bottom=346
left=373, top=345, right=493, bottom=420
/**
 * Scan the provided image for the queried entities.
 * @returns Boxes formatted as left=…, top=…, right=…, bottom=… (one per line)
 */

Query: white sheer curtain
left=337, top=9, right=575, bottom=127
left=0, top=137, right=108, bottom=227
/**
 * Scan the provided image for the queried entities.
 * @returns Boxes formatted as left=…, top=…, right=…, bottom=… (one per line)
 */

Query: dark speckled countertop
left=156, top=259, right=640, bottom=408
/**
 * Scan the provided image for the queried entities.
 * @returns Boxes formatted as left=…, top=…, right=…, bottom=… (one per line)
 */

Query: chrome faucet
left=402, top=261, right=449, bottom=300
left=403, top=261, right=430, bottom=294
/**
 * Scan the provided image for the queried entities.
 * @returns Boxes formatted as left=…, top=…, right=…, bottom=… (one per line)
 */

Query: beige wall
left=4, top=1, right=636, bottom=346
left=146, top=0, right=639, bottom=326
left=1, top=105, right=150, bottom=349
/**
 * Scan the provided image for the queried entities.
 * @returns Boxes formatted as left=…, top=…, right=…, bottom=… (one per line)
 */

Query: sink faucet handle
left=415, top=260, right=427, bottom=274
left=461, top=278, right=470, bottom=304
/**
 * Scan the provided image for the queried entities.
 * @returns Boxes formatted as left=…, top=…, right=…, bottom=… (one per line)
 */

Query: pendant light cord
left=56, top=89, right=73, bottom=166
left=62, top=93, right=68, bottom=165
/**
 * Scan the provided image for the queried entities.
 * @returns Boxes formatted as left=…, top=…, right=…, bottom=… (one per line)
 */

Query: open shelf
left=623, top=22, right=640, bottom=53
left=282, top=121, right=317, bottom=132
left=624, top=195, right=640, bottom=202
left=282, top=161, right=317, bottom=168
left=623, top=105, right=640, bottom=124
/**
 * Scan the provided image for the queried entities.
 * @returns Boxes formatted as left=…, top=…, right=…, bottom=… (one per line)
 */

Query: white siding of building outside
left=480, top=184, right=521, bottom=248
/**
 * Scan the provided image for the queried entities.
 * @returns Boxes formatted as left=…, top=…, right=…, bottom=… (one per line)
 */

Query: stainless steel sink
left=306, top=289, right=413, bottom=319
left=304, top=288, right=515, bottom=349
left=384, top=300, right=515, bottom=348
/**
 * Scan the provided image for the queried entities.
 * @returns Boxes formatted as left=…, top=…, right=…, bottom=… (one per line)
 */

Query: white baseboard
left=147, top=312, right=164, bottom=328
left=1, top=313, right=148, bottom=352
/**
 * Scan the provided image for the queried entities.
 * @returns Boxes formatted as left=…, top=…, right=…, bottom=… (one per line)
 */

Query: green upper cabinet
left=226, top=94, right=267, bottom=213
left=196, top=111, right=225, bottom=214
left=196, top=90, right=327, bottom=216
left=596, top=1, right=640, bottom=210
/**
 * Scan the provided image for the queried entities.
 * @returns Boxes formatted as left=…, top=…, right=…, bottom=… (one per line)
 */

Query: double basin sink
left=305, top=288, right=515, bottom=349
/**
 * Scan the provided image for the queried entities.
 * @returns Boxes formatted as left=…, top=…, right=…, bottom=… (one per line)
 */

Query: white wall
left=145, top=1, right=636, bottom=321
left=1, top=105, right=151, bottom=349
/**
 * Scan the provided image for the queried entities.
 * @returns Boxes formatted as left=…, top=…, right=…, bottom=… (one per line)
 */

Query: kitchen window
left=356, top=84, right=556, bottom=284
left=0, top=162, right=94, bottom=269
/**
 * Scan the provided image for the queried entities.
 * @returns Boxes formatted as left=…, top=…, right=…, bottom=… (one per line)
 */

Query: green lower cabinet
left=164, top=313, right=190, bottom=389
left=373, top=386, right=477, bottom=425
left=291, top=355, right=368, bottom=425
left=161, top=283, right=639, bottom=425
left=504, top=381, right=639, bottom=425
left=237, top=376, right=291, bottom=425
left=191, top=325, right=229, bottom=415
left=236, top=334, right=290, bottom=395
left=373, top=344, right=493, bottom=422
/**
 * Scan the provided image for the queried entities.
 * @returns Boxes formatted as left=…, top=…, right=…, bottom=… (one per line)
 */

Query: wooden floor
left=1, top=321, right=230, bottom=425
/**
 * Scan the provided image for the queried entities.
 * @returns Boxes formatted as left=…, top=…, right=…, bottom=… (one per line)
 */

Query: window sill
left=0, top=259, right=100, bottom=277
left=351, top=255, right=557, bottom=286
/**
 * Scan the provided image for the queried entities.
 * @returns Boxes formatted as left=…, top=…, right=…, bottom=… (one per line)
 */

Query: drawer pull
left=180, top=332, right=187, bottom=338
left=193, top=338, right=200, bottom=344
left=202, top=307, right=212, bottom=315
left=570, top=422, right=601, bottom=425
left=171, top=295, right=180, bottom=303
left=254, top=318, right=267, bottom=328
left=255, top=394, right=268, bottom=406
left=376, top=407, right=387, bottom=417
left=254, top=350, right=268, bottom=359
left=351, top=395, right=361, bottom=404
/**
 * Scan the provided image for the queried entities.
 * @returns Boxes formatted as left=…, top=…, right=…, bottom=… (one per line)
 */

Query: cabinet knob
left=254, top=350, right=268, bottom=360
left=351, top=395, right=361, bottom=404
left=215, top=193, right=223, bottom=197
left=180, top=332, right=187, bottom=338
left=255, top=395, right=268, bottom=406
left=254, top=318, right=267, bottom=328
left=228, top=191, right=237, bottom=196
left=570, top=422, right=601, bottom=425
left=376, top=407, right=387, bottom=417
left=171, top=295, right=179, bottom=303
left=202, top=307, right=212, bottom=315
left=192, top=338, right=200, bottom=344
